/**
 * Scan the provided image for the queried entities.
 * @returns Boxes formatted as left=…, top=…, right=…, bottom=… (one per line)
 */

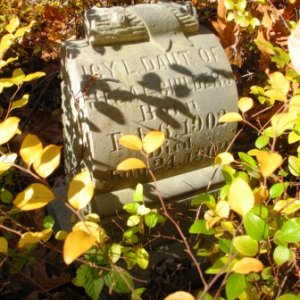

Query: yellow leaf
left=117, top=158, right=146, bottom=171
left=63, top=230, right=96, bottom=265
left=164, top=291, right=195, bottom=300
left=215, top=201, right=230, bottom=218
left=288, top=131, right=300, bottom=144
left=271, top=112, right=297, bottom=136
left=264, top=89, right=286, bottom=102
left=33, top=145, right=61, bottom=178
left=256, top=151, right=282, bottom=177
left=18, top=229, right=52, bottom=248
left=0, top=237, right=8, bottom=254
left=55, top=230, right=68, bottom=240
left=143, top=131, right=165, bottom=154
left=73, top=221, right=106, bottom=244
left=238, top=97, right=254, bottom=113
left=20, top=133, right=43, bottom=166
left=14, top=21, right=35, bottom=39
left=5, top=17, right=20, bottom=34
left=0, top=153, right=17, bottom=175
left=119, top=135, right=142, bottom=151
left=67, top=170, right=94, bottom=210
left=0, top=117, right=21, bottom=145
left=228, top=178, right=254, bottom=216
left=255, top=32, right=275, bottom=56
left=0, top=34, right=14, bottom=58
left=247, top=149, right=259, bottom=156
left=268, top=72, right=290, bottom=97
left=0, top=56, right=17, bottom=70
left=218, top=112, right=243, bottom=123
left=215, top=152, right=234, bottom=165
left=11, top=94, right=29, bottom=110
left=254, top=184, right=269, bottom=205
left=232, top=257, right=264, bottom=274
left=24, top=72, right=46, bottom=82
left=0, top=78, right=14, bottom=90
left=289, top=95, right=300, bottom=115
left=10, top=68, right=25, bottom=85
left=39, top=228, right=53, bottom=242
left=18, top=232, right=41, bottom=248
left=13, top=183, right=54, bottom=211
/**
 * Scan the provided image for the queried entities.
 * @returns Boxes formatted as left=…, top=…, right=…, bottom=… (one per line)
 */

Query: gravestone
left=60, top=2, right=238, bottom=219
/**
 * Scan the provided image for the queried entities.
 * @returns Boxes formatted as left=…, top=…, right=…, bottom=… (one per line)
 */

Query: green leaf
left=205, top=256, right=233, bottom=274
left=225, top=273, right=247, bottom=300
left=255, top=136, right=269, bottom=149
left=123, top=203, right=139, bottom=214
left=222, top=165, right=236, bottom=183
left=136, top=248, right=149, bottom=269
left=244, top=211, right=269, bottom=241
left=219, top=238, right=232, bottom=254
left=288, top=156, right=300, bottom=176
left=145, top=212, right=159, bottom=228
left=109, top=243, right=122, bottom=263
left=191, top=193, right=215, bottom=208
left=270, top=183, right=285, bottom=199
left=123, top=251, right=136, bottom=269
left=233, top=235, right=258, bottom=257
left=0, top=188, right=13, bottom=204
left=72, top=264, right=104, bottom=300
left=274, top=218, right=300, bottom=244
left=131, top=288, right=147, bottom=300
left=277, top=294, right=300, bottom=300
left=43, top=215, right=55, bottom=229
left=123, top=227, right=139, bottom=244
left=189, top=220, right=214, bottom=235
left=0, top=237, right=8, bottom=254
left=252, top=205, right=268, bottom=219
left=104, top=268, right=134, bottom=293
left=133, top=183, right=143, bottom=202
left=127, top=215, right=140, bottom=227
left=238, top=152, right=257, bottom=168
left=273, top=245, right=291, bottom=266
left=261, top=267, right=274, bottom=281
left=219, top=184, right=230, bottom=200
left=196, top=291, right=213, bottom=300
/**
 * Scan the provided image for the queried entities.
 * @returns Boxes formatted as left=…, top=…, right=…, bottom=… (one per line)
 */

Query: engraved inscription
left=80, top=48, right=221, bottom=78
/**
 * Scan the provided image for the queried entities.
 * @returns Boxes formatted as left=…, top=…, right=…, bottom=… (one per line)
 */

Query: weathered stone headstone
left=61, top=2, right=238, bottom=218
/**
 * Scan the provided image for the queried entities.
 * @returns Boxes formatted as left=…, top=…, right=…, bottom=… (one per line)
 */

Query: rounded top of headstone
left=84, top=2, right=199, bottom=47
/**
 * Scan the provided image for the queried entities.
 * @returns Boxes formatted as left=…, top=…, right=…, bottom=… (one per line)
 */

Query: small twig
left=146, top=161, right=208, bottom=289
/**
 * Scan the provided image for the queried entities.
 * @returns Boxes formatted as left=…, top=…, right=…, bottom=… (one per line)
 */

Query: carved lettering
left=140, top=105, right=156, bottom=122
left=108, top=132, right=122, bottom=152
left=141, top=56, right=155, bottom=72
left=206, top=112, right=217, bottom=129
left=198, top=47, right=218, bottom=63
